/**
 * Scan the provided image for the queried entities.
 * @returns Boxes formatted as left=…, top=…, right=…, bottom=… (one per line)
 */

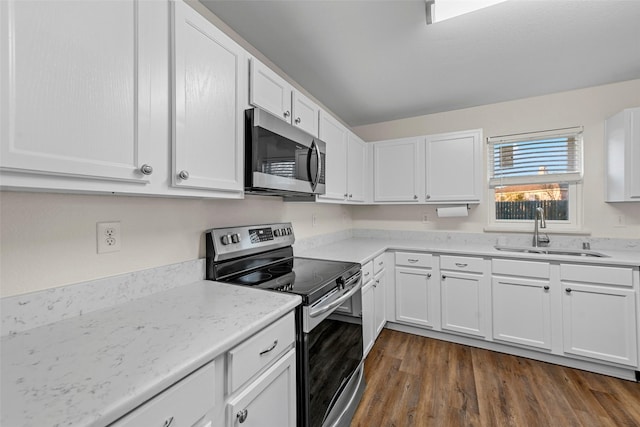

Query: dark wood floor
left=351, top=329, right=640, bottom=427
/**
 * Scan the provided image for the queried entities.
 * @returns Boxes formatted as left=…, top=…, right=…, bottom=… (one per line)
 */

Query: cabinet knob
left=543, top=285, right=550, bottom=291
left=283, top=110, right=291, bottom=118
left=295, top=117, right=301, bottom=124
left=178, top=170, right=190, bottom=180
left=237, top=409, right=248, bottom=423
left=427, top=273, right=432, bottom=278
left=565, top=288, right=572, bottom=293
left=162, top=417, right=174, bottom=427
left=426, top=194, right=431, bottom=199
left=442, top=275, right=446, bottom=279
left=344, top=193, right=348, bottom=198
left=349, top=194, right=353, bottom=198
left=413, top=195, right=418, bottom=200
left=139, top=164, right=153, bottom=175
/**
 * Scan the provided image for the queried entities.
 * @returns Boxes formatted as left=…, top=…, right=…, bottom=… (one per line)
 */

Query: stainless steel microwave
left=245, top=108, right=326, bottom=197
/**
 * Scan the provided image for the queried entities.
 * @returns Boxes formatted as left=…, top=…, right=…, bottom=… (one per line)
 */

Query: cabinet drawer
left=373, top=254, right=386, bottom=273
left=112, top=361, right=215, bottom=427
left=396, top=252, right=432, bottom=268
left=492, top=258, right=550, bottom=279
left=228, top=312, right=295, bottom=394
left=560, top=264, right=633, bottom=287
left=440, top=255, right=485, bottom=273
left=362, top=261, right=374, bottom=284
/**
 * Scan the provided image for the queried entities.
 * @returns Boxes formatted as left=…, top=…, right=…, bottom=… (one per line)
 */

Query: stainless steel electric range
left=205, top=223, right=365, bottom=427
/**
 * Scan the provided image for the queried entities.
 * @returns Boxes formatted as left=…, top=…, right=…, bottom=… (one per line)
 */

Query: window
left=486, top=127, right=583, bottom=231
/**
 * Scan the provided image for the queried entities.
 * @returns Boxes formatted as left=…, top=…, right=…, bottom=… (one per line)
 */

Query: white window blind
left=488, top=127, right=583, bottom=187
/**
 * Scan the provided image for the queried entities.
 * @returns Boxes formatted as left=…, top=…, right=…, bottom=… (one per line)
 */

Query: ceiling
left=201, top=0, right=640, bottom=127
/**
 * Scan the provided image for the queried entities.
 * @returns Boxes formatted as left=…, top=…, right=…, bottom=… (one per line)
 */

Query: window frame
left=485, top=127, right=585, bottom=234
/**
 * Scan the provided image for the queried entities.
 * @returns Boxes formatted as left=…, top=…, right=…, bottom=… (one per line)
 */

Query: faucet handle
left=538, top=234, right=551, bottom=247
left=582, top=242, right=591, bottom=250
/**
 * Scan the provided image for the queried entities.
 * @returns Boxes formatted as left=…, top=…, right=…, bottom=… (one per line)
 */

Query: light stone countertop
left=0, top=281, right=301, bottom=427
left=297, top=237, right=640, bottom=267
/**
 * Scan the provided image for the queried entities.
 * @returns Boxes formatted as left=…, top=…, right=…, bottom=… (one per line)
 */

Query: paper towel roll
left=436, top=206, right=469, bottom=218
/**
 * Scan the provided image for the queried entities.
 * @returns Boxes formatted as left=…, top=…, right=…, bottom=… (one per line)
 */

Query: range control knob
left=231, top=234, right=240, bottom=243
left=274, top=229, right=281, bottom=237
left=287, top=227, right=292, bottom=235
left=336, top=277, right=345, bottom=290
left=221, top=235, right=231, bottom=245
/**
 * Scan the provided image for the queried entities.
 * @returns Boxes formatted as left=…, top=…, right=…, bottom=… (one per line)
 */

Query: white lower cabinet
left=373, top=269, right=387, bottom=336
left=362, top=278, right=375, bottom=357
left=561, top=264, right=638, bottom=367
left=111, top=361, right=216, bottom=427
left=491, top=259, right=552, bottom=350
left=395, top=252, right=437, bottom=328
left=439, top=256, right=488, bottom=338
left=226, top=348, right=296, bottom=427
left=362, top=258, right=386, bottom=358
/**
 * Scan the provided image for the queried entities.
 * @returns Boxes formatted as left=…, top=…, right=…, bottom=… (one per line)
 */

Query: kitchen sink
left=494, top=245, right=609, bottom=258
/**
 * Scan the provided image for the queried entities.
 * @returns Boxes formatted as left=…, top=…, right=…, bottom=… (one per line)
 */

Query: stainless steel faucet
left=533, top=207, right=550, bottom=247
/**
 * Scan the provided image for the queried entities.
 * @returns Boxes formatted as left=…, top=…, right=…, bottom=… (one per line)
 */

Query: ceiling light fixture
left=425, top=0, right=508, bottom=25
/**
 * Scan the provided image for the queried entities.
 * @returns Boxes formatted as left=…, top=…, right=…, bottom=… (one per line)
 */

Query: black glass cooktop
left=226, top=257, right=360, bottom=305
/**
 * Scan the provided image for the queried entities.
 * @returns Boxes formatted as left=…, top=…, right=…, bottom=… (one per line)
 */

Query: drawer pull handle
left=408, top=259, right=419, bottom=263
left=455, top=263, right=468, bottom=268
left=237, top=409, right=248, bottom=423
left=378, top=261, right=384, bottom=266
left=163, top=417, right=174, bottom=427
left=364, top=272, right=370, bottom=277
left=259, top=340, right=278, bottom=356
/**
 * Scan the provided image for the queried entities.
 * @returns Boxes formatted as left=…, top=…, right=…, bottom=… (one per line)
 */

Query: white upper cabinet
left=347, top=133, right=366, bottom=202
left=605, top=107, right=640, bottom=202
left=249, top=58, right=319, bottom=137
left=425, top=130, right=482, bottom=202
left=373, top=137, right=422, bottom=202
left=172, top=0, right=244, bottom=193
left=318, top=111, right=348, bottom=201
left=372, top=130, right=482, bottom=204
left=0, top=0, right=157, bottom=185
left=317, top=112, right=365, bottom=203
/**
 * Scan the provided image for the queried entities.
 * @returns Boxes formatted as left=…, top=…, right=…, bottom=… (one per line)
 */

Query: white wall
left=0, top=192, right=350, bottom=297
left=352, top=80, right=640, bottom=238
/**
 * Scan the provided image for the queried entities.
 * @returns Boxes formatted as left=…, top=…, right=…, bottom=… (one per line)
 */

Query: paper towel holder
left=436, top=204, right=471, bottom=212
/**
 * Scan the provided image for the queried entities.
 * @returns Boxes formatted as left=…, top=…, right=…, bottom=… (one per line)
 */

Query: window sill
left=483, top=225, right=591, bottom=236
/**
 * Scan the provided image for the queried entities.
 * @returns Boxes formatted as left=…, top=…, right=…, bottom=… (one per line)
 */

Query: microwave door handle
left=315, top=142, right=322, bottom=190
left=308, top=141, right=319, bottom=191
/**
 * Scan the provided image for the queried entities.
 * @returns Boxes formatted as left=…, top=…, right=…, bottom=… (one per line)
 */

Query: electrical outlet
left=614, top=214, right=626, bottom=227
left=97, top=221, right=121, bottom=253
left=422, top=213, right=429, bottom=223
left=312, top=213, right=317, bottom=227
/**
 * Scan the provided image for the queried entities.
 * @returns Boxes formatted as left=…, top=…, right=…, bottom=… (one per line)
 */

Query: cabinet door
left=249, top=58, right=292, bottom=122
left=362, top=281, right=375, bottom=358
left=226, top=348, right=296, bottom=427
left=0, top=0, right=153, bottom=184
left=425, top=130, right=482, bottom=202
left=628, top=108, right=640, bottom=199
left=562, top=283, right=638, bottom=367
left=395, top=266, right=435, bottom=328
left=492, top=276, right=551, bottom=350
left=440, top=271, right=486, bottom=337
left=317, top=111, right=347, bottom=201
left=172, top=1, right=244, bottom=193
left=347, top=133, right=366, bottom=202
left=373, top=270, right=386, bottom=336
left=292, top=91, right=319, bottom=137
left=373, top=138, right=421, bottom=202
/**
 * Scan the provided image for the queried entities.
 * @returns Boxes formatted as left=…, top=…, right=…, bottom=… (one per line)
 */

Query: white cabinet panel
left=292, top=91, right=319, bottom=137
left=605, top=107, right=640, bottom=202
left=373, top=138, right=421, bottom=202
left=173, top=1, right=244, bottom=193
left=395, top=266, right=435, bottom=328
left=492, top=276, right=551, bottom=350
left=374, top=270, right=386, bottom=336
left=226, top=348, right=296, bottom=427
left=249, top=58, right=291, bottom=122
left=318, top=111, right=348, bottom=201
left=362, top=280, right=375, bottom=357
left=440, top=272, right=485, bottom=337
left=562, top=283, right=637, bottom=366
left=424, top=130, right=482, bottom=202
left=0, top=0, right=153, bottom=184
left=347, top=133, right=366, bottom=202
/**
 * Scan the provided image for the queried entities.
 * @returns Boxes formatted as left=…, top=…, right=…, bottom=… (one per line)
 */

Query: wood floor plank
left=352, top=330, right=640, bottom=427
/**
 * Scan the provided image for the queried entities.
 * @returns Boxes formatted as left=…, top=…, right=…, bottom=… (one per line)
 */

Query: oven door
left=245, top=108, right=326, bottom=196
left=300, top=277, right=364, bottom=427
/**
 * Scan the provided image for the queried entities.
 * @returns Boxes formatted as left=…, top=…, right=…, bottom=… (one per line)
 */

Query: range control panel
left=207, top=222, right=295, bottom=261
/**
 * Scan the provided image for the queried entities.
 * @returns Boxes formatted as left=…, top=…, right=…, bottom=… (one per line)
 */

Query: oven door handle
left=309, top=280, right=362, bottom=318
